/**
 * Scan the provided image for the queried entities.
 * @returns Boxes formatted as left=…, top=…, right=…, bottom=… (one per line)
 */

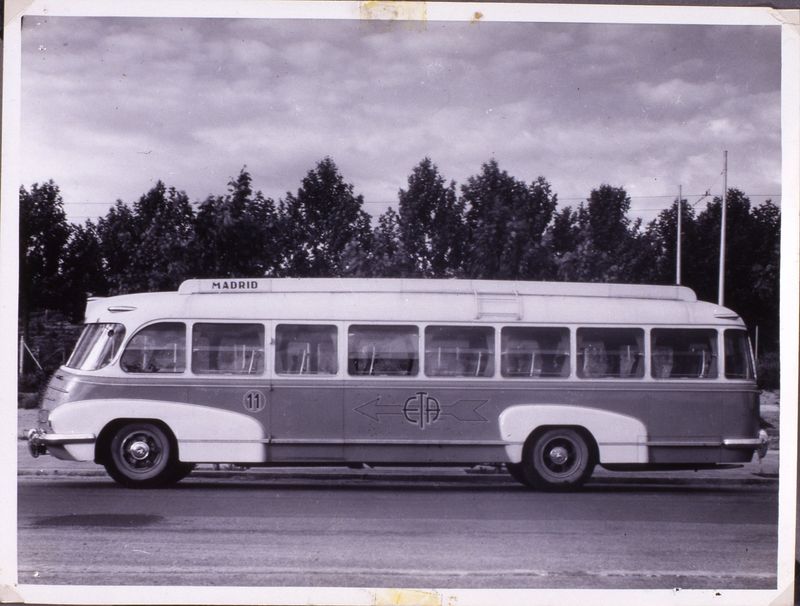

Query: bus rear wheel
left=105, top=422, right=180, bottom=488
left=523, top=428, right=594, bottom=490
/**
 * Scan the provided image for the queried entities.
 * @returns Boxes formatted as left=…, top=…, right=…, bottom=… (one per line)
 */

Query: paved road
left=17, top=473, right=778, bottom=589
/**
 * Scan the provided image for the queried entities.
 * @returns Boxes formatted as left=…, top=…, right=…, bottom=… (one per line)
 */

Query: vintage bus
left=26, top=278, right=768, bottom=489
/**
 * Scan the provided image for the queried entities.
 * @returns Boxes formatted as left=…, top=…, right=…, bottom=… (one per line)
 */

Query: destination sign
left=179, top=279, right=267, bottom=294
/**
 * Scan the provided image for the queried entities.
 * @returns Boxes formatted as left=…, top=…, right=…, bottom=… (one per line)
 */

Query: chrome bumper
left=722, top=429, right=770, bottom=459
left=26, top=428, right=96, bottom=458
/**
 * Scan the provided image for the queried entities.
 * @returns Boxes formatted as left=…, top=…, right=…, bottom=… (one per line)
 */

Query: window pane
left=651, top=328, right=718, bottom=379
left=192, top=323, right=265, bottom=375
left=501, top=327, right=569, bottom=378
left=425, top=326, right=495, bottom=377
left=348, top=325, right=419, bottom=376
left=576, top=327, right=644, bottom=379
left=725, top=329, right=755, bottom=380
left=121, top=322, right=186, bottom=373
left=276, top=324, right=337, bottom=375
left=66, top=323, right=126, bottom=371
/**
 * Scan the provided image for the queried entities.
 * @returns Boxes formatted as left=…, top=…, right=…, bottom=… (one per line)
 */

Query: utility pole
left=676, top=184, right=682, bottom=285
left=718, top=151, right=728, bottom=306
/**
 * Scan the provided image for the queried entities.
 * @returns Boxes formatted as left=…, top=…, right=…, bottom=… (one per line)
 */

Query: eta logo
left=402, top=391, right=441, bottom=429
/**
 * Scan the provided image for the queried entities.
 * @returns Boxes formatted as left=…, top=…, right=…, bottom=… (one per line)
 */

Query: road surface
left=17, top=471, right=778, bottom=589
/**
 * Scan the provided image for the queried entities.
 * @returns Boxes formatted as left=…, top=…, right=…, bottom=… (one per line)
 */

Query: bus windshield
left=66, top=323, right=126, bottom=371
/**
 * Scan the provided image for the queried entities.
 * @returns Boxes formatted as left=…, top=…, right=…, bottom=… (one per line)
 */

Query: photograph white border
left=1, top=2, right=797, bottom=605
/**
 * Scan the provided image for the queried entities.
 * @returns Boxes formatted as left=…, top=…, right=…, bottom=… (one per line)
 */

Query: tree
left=96, top=182, right=195, bottom=294
left=95, top=200, right=138, bottom=294
left=192, top=169, right=281, bottom=278
left=553, top=184, right=652, bottom=283
left=397, top=158, right=466, bottom=277
left=131, top=182, right=196, bottom=291
left=692, top=190, right=780, bottom=351
left=645, top=198, right=699, bottom=285
left=281, top=157, right=372, bottom=277
left=19, top=181, right=71, bottom=328
left=461, top=160, right=557, bottom=280
left=60, top=221, right=108, bottom=320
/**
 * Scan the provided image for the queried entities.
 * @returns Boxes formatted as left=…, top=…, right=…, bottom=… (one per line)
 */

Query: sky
left=20, top=16, right=782, bottom=225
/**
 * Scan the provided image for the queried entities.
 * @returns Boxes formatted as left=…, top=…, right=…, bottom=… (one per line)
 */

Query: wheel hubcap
left=548, top=445, right=569, bottom=465
left=128, top=440, right=150, bottom=461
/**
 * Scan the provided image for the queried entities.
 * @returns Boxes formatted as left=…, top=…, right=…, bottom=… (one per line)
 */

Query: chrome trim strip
left=273, top=438, right=509, bottom=447
left=722, top=437, right=765, bottom=447
left=646, top=440, right=723, bottom=447
left=40, top=433, right=96, bottom=445
left=181, top=438, right=508, bottom=447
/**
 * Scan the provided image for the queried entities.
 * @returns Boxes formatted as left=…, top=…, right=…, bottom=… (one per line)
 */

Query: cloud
left=20, top=17, right=781, bottom=225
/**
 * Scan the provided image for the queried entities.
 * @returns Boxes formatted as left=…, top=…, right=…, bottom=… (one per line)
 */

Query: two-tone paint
left=28, top=278, right=768, bottom=488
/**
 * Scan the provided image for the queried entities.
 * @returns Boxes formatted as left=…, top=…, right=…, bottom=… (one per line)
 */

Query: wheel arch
left=499, top=404, right=649, bottom=464
left=95, top=417, right=178, bottom=465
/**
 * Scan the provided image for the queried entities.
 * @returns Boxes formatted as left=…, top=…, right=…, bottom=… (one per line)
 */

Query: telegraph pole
left=718, top=151, right=728, bottom=306
left=676, top=184, right=682, bottom=285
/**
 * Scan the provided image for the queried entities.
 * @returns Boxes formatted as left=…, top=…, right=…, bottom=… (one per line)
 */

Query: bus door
left=268, top=323, right=344, bottom=462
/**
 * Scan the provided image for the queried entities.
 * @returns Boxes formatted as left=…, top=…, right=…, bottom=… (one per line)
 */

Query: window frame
left=120, top=321, right=188, bottom=375
left=423, top=324, right=496, bottom=379
left=347, top=323, right=420, bottom=378
left=499, top=325, right=571, bottom=379
left=190, top=321, right=267, bottom=376
left=274, top=322, right=340, bottom=377
left=575, top=326, right=646, bottom=380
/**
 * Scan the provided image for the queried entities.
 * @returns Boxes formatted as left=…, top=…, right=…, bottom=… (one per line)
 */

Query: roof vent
left=475, top=291, right=522, bottom=320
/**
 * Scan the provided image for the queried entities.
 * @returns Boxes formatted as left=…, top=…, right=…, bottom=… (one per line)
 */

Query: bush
left=18, top=392, right=40, bottom=409
left=757, top=351, right=779, bottom=389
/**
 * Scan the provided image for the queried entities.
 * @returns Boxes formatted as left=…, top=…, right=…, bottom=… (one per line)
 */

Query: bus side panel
left=60, top=377, right=271, bottom=462
left=343, top=381, right=750, bottom=466
left=269, top=379, right=344, bottom=462
left=343, top=381, right=510, bottom=463
left=48, top=399, right=267, bottom=463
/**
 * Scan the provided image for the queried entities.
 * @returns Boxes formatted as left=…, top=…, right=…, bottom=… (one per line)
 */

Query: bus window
left=120, top=322, right=186, bottom=373
left=501, top=327, right=569, bottom=378
left=348, top=325, right=419, bottom=376
left=276, top=324, right=337, bottom=375
left=192, top=323, right=265, bottom=375
left=651, top=328, right=718, bottom=379
left=576, top=327, right=644, bottom=379
left=724, top=329, right=755, bottom=380
left=425, top=326, right=494, bottom=377
left=66, top=323, right=126, bottom=371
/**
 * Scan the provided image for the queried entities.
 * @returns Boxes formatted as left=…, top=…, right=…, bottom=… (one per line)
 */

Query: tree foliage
left=462, top=160, right=557, bottom=280
left=19, top=181, right=71, bottom=327
left=398, top=158, right=466, bottom=277
left=193, top=169, right=281, bottom=279
left=20, top=159, right=781, bottom=364
left=281, top=157, right=372, bottom=277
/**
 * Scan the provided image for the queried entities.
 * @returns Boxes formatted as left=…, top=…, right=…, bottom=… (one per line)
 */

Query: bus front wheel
left=523, top=428, right=594, bottom=490
left=105, top=422, right=180, bottom=488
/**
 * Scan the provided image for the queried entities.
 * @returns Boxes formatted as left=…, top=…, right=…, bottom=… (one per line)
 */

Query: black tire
left=522, top=428, right=595, bottom=490
left=506, top=462, right=534, bottom=487
left=104, top=422, right=179, bottom=488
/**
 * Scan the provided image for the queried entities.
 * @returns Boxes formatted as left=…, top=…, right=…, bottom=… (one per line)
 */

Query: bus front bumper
left=27, top=428, right=96, bottom=458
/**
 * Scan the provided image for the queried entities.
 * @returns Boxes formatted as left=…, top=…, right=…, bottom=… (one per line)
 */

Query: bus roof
left=175, top=278, right=698, bottom=302
left=83, top=278, right=746, bottom=328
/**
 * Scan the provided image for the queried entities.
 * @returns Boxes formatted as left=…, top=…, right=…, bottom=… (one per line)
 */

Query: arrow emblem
left=353, top=396, right=403, bottom=422
left=353, top=393, right=488, bottom=427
